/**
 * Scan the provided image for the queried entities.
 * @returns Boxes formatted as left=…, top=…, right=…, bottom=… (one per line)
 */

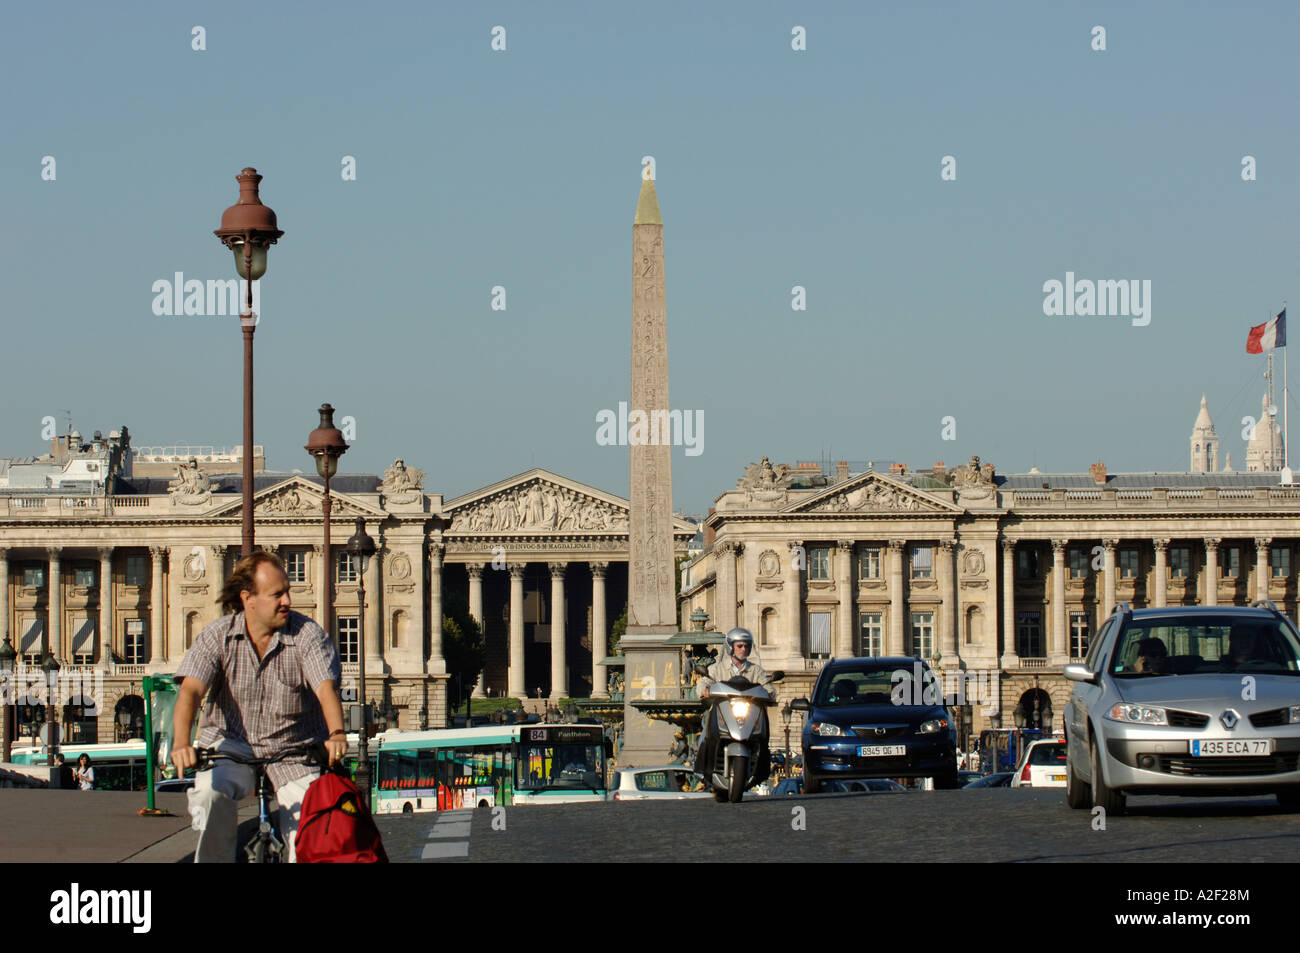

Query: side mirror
left=771, top=670, right=786, bottom=682
left=790, top=698, right=811, bottom=712
left=1062, top=664, right=1098, bottom=685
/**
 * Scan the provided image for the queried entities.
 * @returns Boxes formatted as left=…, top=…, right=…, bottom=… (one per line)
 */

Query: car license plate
left=1051, top=774, right=1066, bottom=782
left=858, top=745, right=906, bottom=757
left=1190, top=739, right=1273, bottom=756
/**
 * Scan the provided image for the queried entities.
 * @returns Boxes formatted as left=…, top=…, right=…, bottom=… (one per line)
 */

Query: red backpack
left=295, top=769, right=390, bottom=863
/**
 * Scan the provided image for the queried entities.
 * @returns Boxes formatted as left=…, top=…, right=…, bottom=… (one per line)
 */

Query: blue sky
left=2, top=1, right=1296, bottom=514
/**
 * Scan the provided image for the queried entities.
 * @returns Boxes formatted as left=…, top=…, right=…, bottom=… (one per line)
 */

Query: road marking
left=418, top=808, right=474, bottom=862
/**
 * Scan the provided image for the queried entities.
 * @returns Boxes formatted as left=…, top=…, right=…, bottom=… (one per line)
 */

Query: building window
left=1272, top=546, right=1291, bottom=579
left=20, top=619, right=44, bottom=665
left=1169, top=547, right=1189, bottom=579
left=760, top=608, right=775, bottom=647
left=285, top=550, right=307, bottom=584
left=1119, top=549, right=1138, bottom=579
left=912, top=546, right=933, bottom=580
left=1068, top=549, right=1088, bottom=579
left=22, top=566, right=45, bottom=588
left=808, top=611, right=832, bottom=657
left=336, top=552, right=359, bottom=584
left=1017, top=548, right=1038, bottom=580
left=808, top=547, right=831, bottom=581
left=909, top=612, right=934, bottom=658
left=74, top=564, right=96, bottom=587
left=70, top=618, right=95, bottom=664
left=1070, top=611, right=1090, bottom=660
left=337, top=617, right=359, bottom=663
left=125, top=556, right=148, bottom=587
left=1222, top=547, right=1240, bottom=579
left=123, top=620, right=146, bottom=664
left=858, top=548, right=881, bottom=580
left=1017, top=611, right=1043, bottom=658
left=859, top=612, right=883, bottom=657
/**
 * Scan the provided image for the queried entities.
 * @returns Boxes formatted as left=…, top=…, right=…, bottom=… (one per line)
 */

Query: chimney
left=1089, top=461, right=1107, bottom=484
left=836, top=460, right=849, bottom=483
left=890, top=462, right=908, bottom=476
left=704, top=507, right=716, bottom=547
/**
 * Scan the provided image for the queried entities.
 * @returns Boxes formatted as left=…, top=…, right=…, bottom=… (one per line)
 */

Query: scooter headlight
left=729, top=699, right=751, bottom=719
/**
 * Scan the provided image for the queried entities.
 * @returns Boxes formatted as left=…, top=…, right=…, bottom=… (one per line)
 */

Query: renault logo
left=1221, top=709, right=1239, bottom=730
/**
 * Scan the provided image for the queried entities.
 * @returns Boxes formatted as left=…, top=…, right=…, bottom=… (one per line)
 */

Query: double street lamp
left=345, top=517, right=377, bottom=802
left=0, top=636, right=16, bottom=763
left=214, top=167, right=284, bottom=557
left=41, top=652, right=60, bottom=768
left=305, top=404, right=349, bottom=633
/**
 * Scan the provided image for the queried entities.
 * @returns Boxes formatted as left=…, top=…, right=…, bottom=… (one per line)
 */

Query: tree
left=442, top=592, right=486, bottom=711
left=609, top=604, right=628, bottom=656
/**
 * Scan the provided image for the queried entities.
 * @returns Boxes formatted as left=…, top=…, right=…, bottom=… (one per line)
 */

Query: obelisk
left=621, top=172, right=681, bottom=766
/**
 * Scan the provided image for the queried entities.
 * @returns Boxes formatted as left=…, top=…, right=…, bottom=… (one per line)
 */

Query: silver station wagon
left=1064, top=602, right=1300, bottom=815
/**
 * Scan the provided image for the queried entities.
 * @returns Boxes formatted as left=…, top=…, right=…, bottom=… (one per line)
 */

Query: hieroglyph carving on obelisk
left=628, top=173, right=677, bottom=630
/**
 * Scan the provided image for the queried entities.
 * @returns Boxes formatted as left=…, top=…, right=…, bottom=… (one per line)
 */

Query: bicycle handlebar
left=195, top=743, right=328, bottom=770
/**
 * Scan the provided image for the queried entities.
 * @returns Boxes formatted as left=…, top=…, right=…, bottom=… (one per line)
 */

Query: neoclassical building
left=679, top=454, right=1300, bottom=745
left=0, top=430, right=694, bottom=744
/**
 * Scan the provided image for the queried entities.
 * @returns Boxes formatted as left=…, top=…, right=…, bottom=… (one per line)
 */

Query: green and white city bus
left=374, top=723, right=607, bottom=815
left=10, top=740, right=149, bottom=791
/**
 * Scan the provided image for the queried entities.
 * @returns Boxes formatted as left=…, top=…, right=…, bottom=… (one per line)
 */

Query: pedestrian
left=170, top=551, right=346, bottom=863
left=55, top=753, right=75, bottom=790
left=72, top=753, right=94, bottom=791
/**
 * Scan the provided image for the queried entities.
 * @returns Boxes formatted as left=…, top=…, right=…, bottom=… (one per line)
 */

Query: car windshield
left=814, top=665, right=935, bottom=706
left=1026, top=743, right=1067, bottom=766
left=1110, top=616, right=1300, bottom=677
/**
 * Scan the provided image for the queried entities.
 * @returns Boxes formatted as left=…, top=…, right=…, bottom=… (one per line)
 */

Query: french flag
left=1247, top=309, right=1286, bottom=354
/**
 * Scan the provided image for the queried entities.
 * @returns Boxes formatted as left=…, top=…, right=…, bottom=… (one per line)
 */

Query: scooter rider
left=697, top=628, right=775, bottom=786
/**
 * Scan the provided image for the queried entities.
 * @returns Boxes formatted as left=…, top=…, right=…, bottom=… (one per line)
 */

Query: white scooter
left=694, top=666, right=785, bottom=803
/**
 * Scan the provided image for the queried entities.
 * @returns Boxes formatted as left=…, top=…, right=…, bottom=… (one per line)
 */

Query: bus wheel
left=402, top=803, right=413, bottom=815
left=478, top=800, right=490, bottom=809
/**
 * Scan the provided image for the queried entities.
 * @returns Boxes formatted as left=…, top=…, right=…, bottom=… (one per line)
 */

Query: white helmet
left=725, top=627, right=755, bottom=653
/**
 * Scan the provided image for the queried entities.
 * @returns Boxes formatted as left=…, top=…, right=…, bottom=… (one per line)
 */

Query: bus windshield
left=515, top=741, right=604, bottom=791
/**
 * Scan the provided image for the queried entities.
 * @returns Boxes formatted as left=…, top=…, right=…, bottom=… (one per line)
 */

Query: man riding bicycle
left=172, top=551, right=347, bottom=863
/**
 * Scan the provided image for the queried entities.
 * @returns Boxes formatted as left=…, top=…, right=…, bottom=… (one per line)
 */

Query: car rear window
left=1027, top=743, right=1067, bottom=766
left=635, top=770, right=670, bottom=792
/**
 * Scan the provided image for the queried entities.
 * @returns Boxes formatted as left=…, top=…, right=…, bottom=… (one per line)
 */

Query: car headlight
left=919, top=718, right=949, bottom=734
left=729, top=699, right=751, bottom=720
left=1107, top=703, right=1168, bottom=726
left=811, top=722, right=842, bottom=736
left=1290, top=707, right=1300, bottom=724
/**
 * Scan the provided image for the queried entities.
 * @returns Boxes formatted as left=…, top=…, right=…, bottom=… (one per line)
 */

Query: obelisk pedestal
left=620, top=173, right=681, bottom=767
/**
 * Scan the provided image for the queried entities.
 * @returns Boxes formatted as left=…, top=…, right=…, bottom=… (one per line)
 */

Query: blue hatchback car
left=793, top=657, right=959, bottom=792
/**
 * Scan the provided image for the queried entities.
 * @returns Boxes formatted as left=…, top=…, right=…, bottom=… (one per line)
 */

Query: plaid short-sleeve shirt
left=177, top=610, right=341, bottom=789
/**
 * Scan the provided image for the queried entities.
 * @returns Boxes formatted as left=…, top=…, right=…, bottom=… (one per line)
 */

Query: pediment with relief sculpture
left=785, top=471, right=961, bottom=515
left=207, top=477, right=386, bottom=521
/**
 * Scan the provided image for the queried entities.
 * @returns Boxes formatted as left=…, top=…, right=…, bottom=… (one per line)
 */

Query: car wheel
left=402, top=803, right=413, bottom=815
left=1066, top=741, right=1091, bottom=809
left=804, top=773, right=821, bottom=794
left=933, top=765, right=961, bottom=790
left=1089, top=733, right=1126, bottom=817
left=1276, top=787, right=1300, bottom=811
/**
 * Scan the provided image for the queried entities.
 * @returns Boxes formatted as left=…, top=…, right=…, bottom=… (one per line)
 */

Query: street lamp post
left=781, top=701, right=792, bottom=779
left=41, top=652, right=60, bottom=768
left=305, top=404, right=348, bottom=635
left=345, top=517, right=377, bottom=803
left=214, top=167, right=284, bottom=557
left=0, top=636, right=16, bottom=763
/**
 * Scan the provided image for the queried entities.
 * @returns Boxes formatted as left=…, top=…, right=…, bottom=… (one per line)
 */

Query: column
left=1000, top=541, right=1018, bottom=668
left=508, top=564, right=526, bottom=697
left=365, top=539, right=382, bottom=670
left=1050, top=539, right=1067, bottom=663
left=786, top=540, right=804, bottom=658
left=426, top=542, right=444, bottom=675
left=0, top=548, right=9, bottom=653
left=98, top=548, right=113, bottom=668
left=939, top=539, right=957, bottom=659
left=1203, top=538, right=1220, bottom=606
left=591, top=562, right=609, bottom=698
left=1153, top=538, right=1169, bottom=608
left=48, top=549, right=62, bottom=660
left=149, top=546, right=167, bottom=664
left=549, top=562, right=567, bottom=700
left=313, top=543, right=329, bottom=631
left=467, top=563, right=487, bottom=697
left=1255, top=537, right=1272, bottom=602
left=1102, top=539, right=1118, bottom=618
left=888, top=540, right=905, bottom=657
left=834, top=541, right=854, bottom=658
left=715, top=542, right=737, bottom=633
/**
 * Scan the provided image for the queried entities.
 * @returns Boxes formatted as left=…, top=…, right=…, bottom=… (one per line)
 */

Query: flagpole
left=1284, top=301, right=1290, bottom=478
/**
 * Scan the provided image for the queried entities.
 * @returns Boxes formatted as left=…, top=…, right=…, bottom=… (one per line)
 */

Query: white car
left=608, top=766, right=713, bottom=800
left=1011, top=738, right=1069, bottom=788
